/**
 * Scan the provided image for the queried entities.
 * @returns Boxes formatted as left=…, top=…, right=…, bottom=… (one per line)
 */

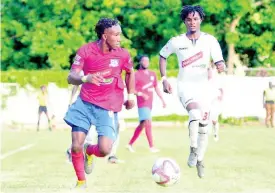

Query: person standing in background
left=37, top=85, right=52, bottom=131
left=263, top=81, right=275, bottom=128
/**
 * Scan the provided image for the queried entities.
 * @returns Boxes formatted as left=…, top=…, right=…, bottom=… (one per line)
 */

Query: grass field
left=1, top=124, right=275, bottom=193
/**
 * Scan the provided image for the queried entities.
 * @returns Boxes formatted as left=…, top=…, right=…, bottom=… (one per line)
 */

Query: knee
left=188, top=109, right=202, bottom=122
left=71, top=143, right=83, bottom=153
left=143, top=120, right=150, bottom=126
left=99, top=144, right=112, bottom=156
left=198, top=125, right=208, bottom=134
left=140, top=120, right=148, bottom=127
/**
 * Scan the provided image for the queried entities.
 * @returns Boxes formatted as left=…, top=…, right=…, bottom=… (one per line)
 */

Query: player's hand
left=125, top=100, right=135, bottom=110
left=86, top=73, right=104, bottom=86
left=162, top=101, right=167, bottom=108
left=216, top=63, right=225, bottom=73
left=163, top=80, right=172, bottom=94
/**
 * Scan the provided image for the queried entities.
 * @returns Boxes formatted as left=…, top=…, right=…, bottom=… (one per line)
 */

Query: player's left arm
left=123, top=53, right=135, bottom=110
left=218, top=87, right=224, bottom=101
left=211, top=37, right=226, bottom=73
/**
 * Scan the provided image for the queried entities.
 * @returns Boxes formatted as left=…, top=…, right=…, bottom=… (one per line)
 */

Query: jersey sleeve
left=71, top=46, right=86, bottom=71
left=210, top=37, right=224, bottom=63
left=122, top=51, right=134, bottom=73
left=159, top=38, right=176, bottom=59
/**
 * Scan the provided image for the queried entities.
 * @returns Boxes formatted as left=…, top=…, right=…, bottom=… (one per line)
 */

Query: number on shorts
left=202, top=112, right=209, bottom=121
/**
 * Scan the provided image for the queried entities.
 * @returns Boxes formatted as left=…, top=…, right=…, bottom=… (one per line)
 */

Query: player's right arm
left=67, top=47, right=103, bottom=86
left=159, top=38, right=175, bottom=94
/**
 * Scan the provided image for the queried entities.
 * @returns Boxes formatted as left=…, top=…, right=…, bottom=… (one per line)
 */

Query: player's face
left=140, top=56, right=150, bottom=69
left=103, top=25, right=122, bottom=49
left=184, top=11, right=202, bottom=33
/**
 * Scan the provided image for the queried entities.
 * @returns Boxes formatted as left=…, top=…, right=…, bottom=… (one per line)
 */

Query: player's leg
left=37, top=106, right=42, bottom=131
left=108, top=119, right=124, bottom=164
left=127, top=108, right=146, bottom=152
left=265, top=104, right=271, bottom=128
left=44, top=107, right=52, bottom=131
left=196, top=116, right=209, bottom=178
left=270, top=104, right=275, bottom=128
left=180, top=97, right=201, bottom=168
left=71, top=129, right=87, bottom=188
left=210, top=102, right=220, bottom=141
left=196, top=98, right=211, bottom=178
left=64, top=97, right=93, bottom=188
left=66, top=125, right=97, bottom=164
left=84, top=106, right=118, bottom=173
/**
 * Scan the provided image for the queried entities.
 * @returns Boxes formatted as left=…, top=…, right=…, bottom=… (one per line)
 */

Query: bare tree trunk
left=227, top=16, right=241, bottom=74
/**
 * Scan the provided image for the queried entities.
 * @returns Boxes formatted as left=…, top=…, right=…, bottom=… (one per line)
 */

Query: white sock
left=214, top=122, right=219, bottom=135
left=189, top=120, right=199, bottom=148
left=85, top=125, right=98, bottom=144
left=110, top=134, right=120, bottom=156
left=197, top=126, right=209, bottom=161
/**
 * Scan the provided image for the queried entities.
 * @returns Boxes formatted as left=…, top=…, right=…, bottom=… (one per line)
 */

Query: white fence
left=1, top=76, right=275, bottom=127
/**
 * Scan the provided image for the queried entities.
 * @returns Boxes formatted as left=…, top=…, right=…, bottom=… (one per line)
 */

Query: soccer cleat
left=187, top=147, right=198, bottom=167
left=150, top=147, right=160, bottom=153
left=74, top=180, right=87, bottom=189
left=126, top=145, right=135, bottom=153
left=108, top=155, right=125, bottom=164
left=196, top=160, right=205, bottom=178
left=83, top=143, right=95, bottom=174
left=66, top=148, right=72, bottom=163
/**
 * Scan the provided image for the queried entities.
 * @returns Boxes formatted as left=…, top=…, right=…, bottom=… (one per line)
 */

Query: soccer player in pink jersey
left=127, top=55, right=166, bottom=153
left=64, top=18, right=135, bottom=188
left=159, top=5, right=225, bottom=178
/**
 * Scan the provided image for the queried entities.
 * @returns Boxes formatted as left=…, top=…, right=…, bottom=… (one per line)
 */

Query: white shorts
left=178, top=82, right=213, bottom=113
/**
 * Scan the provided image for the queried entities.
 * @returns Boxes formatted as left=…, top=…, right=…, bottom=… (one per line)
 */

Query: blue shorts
left=138, top=107, right=151, bottom=121
left=64, top=97, right=118, bottom=141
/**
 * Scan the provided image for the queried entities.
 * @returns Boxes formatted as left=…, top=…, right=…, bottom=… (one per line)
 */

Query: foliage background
left=2, top=0, right=275, bottom=72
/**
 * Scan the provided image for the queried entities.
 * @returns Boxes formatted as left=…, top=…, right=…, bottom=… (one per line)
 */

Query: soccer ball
left=152, top=157, right=180, bottom=186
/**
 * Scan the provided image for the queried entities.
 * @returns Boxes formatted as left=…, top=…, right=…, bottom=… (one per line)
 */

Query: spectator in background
left=37, top=85, right=52, bottom=131
left=263, top=81, right=275, bottom=128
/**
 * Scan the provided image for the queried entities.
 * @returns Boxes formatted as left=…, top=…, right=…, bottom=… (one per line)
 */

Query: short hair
left=180, top=5, right=205, bottom=21
left=135, top=55, right=149, bottom=70
left=95, top=18, right=119, bottom=39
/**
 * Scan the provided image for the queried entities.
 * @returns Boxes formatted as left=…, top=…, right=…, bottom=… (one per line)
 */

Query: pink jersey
left=71, top=41, right=133, bottom=112
left=135, top=70, right=157, bottom=109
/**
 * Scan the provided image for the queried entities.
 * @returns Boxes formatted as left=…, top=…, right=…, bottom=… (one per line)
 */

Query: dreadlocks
left=180, top=5, right=205, bottom=21
left=95, top=18, right=119, bottom=39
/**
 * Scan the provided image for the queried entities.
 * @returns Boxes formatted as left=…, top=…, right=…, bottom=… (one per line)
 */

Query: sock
left=189, top=120, right=199, bottom=148
left=214, top=122, right=219, bottom=135
left=197, top=125, right=209, bottom=161
left=86, top=144, right=104, bottom=157
left=129, top=125, right=143, bottom=145
left=145, top=121, right=153, bottom=148
left=71, top=151, right=85, bottom=181
left=110, top=134, right=119, bottom=156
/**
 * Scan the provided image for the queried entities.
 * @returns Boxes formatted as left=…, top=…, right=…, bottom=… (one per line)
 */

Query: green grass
left=1, top=125, right=275, bottom=193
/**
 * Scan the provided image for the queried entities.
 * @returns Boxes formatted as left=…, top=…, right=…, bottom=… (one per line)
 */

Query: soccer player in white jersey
left=159, top=5, right=225, bottom=178
left=208, top=66, right=224, bottom=142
